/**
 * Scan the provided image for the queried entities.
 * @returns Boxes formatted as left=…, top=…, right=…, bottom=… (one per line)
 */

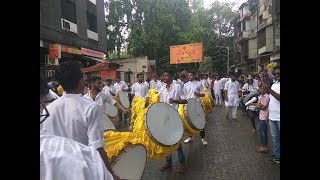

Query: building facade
left=232, top=0, right=280, bottom=75
left=40, top=0, right=108, bottom=77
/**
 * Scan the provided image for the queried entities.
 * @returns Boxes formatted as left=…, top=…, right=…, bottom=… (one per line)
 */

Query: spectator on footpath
left=255, top=83, right=270, bottom=153
left=265, top=67, right=280, bottom=164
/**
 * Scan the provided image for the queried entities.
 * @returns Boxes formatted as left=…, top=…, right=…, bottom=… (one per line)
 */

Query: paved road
left=115, top=104, right=280, bottom=180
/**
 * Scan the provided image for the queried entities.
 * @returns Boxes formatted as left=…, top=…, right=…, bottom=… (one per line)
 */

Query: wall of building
left=40, top=0, right=106, bottom=52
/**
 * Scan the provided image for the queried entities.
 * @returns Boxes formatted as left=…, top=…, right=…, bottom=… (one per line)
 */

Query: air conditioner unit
left=61, top=18, right=78, bottom=34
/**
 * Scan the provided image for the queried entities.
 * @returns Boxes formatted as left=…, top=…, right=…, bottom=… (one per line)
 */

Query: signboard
left=81, top=47, right=105, bottom=59
left=170, top=43, right=202, bottom=64
left=61, top=46, right=81, bottom=54
left=48, top=44, right=61, bottom=59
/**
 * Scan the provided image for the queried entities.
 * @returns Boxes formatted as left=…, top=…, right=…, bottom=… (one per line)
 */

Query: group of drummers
left=40, top=61, right=214, bottom=180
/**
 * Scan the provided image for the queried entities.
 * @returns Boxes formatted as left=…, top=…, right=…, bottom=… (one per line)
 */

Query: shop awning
left=81, top=55, right=106, bottom=63
left=82, top=61, right=109, bottom=73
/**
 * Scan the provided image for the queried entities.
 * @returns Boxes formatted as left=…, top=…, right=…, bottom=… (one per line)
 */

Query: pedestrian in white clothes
left=213, top=75, right=222, bottom=106
left=41, top=61, right=119, bottom=179
left=219, top=76, right=230, bottom=101
left=224, top=74, right=241, bottom=120
left=102, top=78, right=116, bottom=97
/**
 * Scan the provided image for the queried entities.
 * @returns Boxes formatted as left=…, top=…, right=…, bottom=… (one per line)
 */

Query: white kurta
left=156, top=81, right=165, bottom=92
left=131, top=82, right=149, bottom=98
left=183, top=80, right=204, bottom=101
left=83, top=90, right=117, bottom=106
left=200, top=79, right=209, bottom=88
left=158, top=83, right=184, bottom=110
left=102, top=85, right=116, bottom=97
left=149, top=79, right=157, bottom=89
left=224, top=80, right=240, bottom=107
left=213, top=80, right=221, bottom=94
left=42, top=94, right=105, bottom=149
left=40, top=131, right=114, bottom=180
left=114, top=81, right=128, bottom=92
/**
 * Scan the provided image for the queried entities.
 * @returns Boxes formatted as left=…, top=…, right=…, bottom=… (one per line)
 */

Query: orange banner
left=170, top=43, right=202, bottom=64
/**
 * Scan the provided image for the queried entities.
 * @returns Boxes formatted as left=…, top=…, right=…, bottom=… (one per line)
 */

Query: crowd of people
left=40, top=61, right=280, bottom=179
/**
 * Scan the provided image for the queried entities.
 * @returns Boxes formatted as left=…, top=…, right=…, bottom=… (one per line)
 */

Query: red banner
left=81, top=47, right=105, bottom=59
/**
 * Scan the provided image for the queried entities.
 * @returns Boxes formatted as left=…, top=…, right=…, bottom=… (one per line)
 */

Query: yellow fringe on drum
left=178, top=104, right=201, bottom=136
left=132, top=108, right=180, bottom=160
left=129, top=96, right=147, bottom=130
left=200, top=87, right=213, bottom=113
left=103, top=131, right=142, bottom=160
left=148, top=88, right=160, bottom=106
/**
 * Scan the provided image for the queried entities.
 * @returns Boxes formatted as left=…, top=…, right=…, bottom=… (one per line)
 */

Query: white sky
left=204, top=0, right=247, bottom=10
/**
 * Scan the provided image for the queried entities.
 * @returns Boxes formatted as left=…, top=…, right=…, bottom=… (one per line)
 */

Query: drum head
left=145, top=102, right=183, bottom=146
left=111, top=144, right=147, bottom=180
left=104, top=102, right=118, bottom=118
left=243, top=90, right=260, bottom=104
left=103, top=114, right=116, bottom=130
left=118, top=91, right=130, bottom=108
left=186, top=98, right=206, bottom=130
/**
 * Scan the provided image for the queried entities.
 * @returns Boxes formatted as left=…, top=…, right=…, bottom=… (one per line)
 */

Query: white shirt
left=183, top=80, right=204, bottom=101
left=213, top=80, right=221, bottom=93
left=47, top=89, right=59, bottom=99
left=268, top=81, right=280, bottom=121
left=253, top=79, right=259, bottom=87
left=42, top=94, right=105, bottom=149
left=176, top=79, right=185, bottom=87
left=224, top=80, right=240, bottom=106
left=114, top=81, right=128, bottom=92
left=83, top=90, right=117, bottom=106
left=102, top=85, right=116, bottom=97
left=207, top=78, right=212, bottom=89
left=149, top=79, right=157, bottom=89
left=200, top=79, right=209, bottom=88
left=242, top=83, right=259, bottom=93
left=131, top=82, right=149, bottom=98
left=158, top=82, right=184, bottom=110
left=220, top=78, right=230, bottom=90
left=40, top=131, right=114, bottom=180
left=156, top=81, right=165, bottom=92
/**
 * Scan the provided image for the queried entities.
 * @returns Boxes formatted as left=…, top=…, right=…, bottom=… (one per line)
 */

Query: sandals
left=176, top=164, right=185, bottom=174
left=257, top=146, right=269, bottom=153
left=159, top=163, right=172, bottom=172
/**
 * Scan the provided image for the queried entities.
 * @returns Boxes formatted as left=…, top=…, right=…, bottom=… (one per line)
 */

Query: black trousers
left=200, top=129, right=205, bottom=138
left=247, top=110, right=258, bottom=130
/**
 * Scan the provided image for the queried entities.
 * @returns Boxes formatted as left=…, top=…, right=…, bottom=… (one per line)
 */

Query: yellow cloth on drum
left=178, top=104, right=201, bottom=136
left=130, top=96, right=147, bottom=130
left=200, top=87, right=213, bottom=113
left=148, top=88, right=160, bottom=106
left=132, top=108, right=180, bottom=160
left=103, top=131, right=142, bottom=160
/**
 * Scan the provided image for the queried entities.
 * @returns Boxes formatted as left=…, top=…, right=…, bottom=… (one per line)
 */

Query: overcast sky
left=204, top=0, right=247, bottom=10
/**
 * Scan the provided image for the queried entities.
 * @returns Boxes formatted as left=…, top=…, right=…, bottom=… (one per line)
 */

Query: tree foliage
left=105, top=0, right=238, bottom=74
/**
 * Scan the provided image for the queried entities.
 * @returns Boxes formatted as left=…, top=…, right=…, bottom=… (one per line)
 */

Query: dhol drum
left=104, top=130, right=147, bottom=180
left=178, top=98, right=206, bottom=136
left=132, top=102, right=184, bottom=160
left=200, top=87, right=214, bottom=112
left=104, top=102, right=118, bottom=118
left=116, top=90, right=130, bottom=109
left=243, top=90, right=260, bottom=104
left=103, top=113, right=116, bottom=131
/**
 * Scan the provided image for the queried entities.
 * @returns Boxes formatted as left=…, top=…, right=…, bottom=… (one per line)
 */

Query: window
left=242, top=21, right=246, bottom=31
left=61, top=0, right=77, bottom=24
left=87, top=12, right=97, bottom=32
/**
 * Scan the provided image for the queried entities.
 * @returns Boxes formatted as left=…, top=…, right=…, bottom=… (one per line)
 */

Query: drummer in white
left=131, top=73, right=149, bottom=99
left=158, top=69, right=187, bottom=174
left=182, top=72, right=208, bottom=146
left=114, top=75, right=130, bottom=122
left=83, top=76, right=130, bottom=113
left=42, top=61, right=119, bottom=179
left=40, top=73, right=115, bottom=180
